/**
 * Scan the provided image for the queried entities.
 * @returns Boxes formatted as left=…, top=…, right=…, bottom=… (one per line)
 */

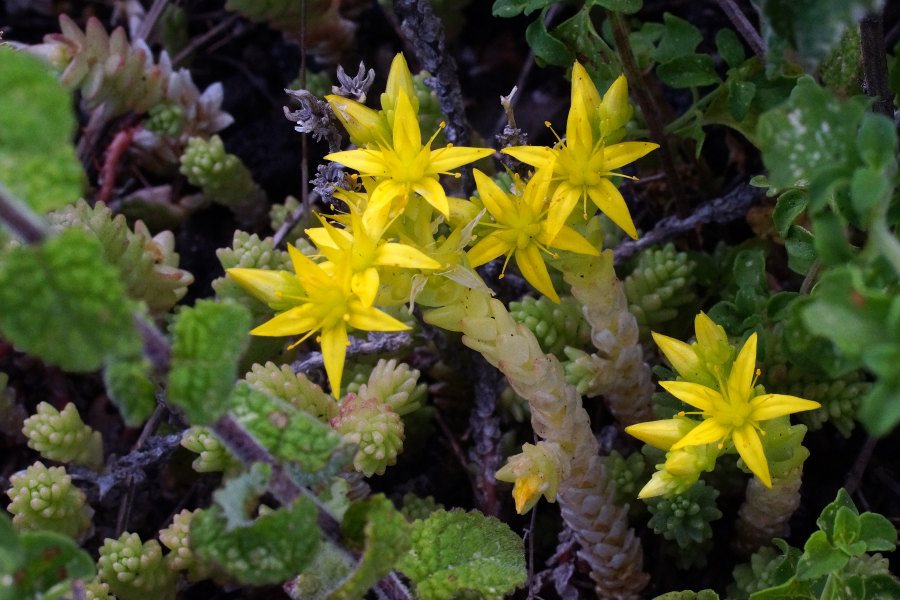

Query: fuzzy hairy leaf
left=191, top=498, right=319, bottom=586
left=0, top=47, right=82, bottom=214
left=0, top=512, right=96, bottom=600
left=168, top=301, right=251, bottom=424
left=103, top=354, right=157, bottom=426
left=326, top=495, right=411, bottom=600
left=399, top=509, right=526, bottom=600
left=0, top=229, right=136, bottom=372
left=230, top=382, right=344, bottom=472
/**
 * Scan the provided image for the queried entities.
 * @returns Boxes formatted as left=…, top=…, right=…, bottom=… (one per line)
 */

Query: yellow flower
left=325, top=90, right=493, bottom=225
left=651, top=311, right=733, bottom=388
left=502, top=63, right=658, bottom=241
left=467, top=167, right=599, bottom=303
left=495, top=442, right=561, bottom=514
left=306, top=210, right=441, bottom=306
left=658, top=333, right=820, bottom=487
left=227, top=245, right=409, bottom=396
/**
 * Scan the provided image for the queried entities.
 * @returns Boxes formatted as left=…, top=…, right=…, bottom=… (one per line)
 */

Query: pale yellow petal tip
left=511, top=475, right=543, bottom=514
left=637, top=475, right=668, bottom=499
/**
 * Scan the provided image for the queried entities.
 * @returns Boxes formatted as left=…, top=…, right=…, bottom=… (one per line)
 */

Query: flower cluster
left=626, top=313, right=820, bottom=497
left=229, top=54, right=657, bottom=400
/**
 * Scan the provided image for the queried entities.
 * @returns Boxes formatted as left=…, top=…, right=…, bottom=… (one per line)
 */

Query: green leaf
left=773, top=189, right=809, bottom=238
left=756, top=0, right=880, bottom=70
left=859, top=380, right=900, bottom=437
left=212, top=462, right=273, bottom=530
left=811, top=211, right=854, bottom=266
left=856, top=113, right=898, bottom=169
left=191, top=498, right=319, bottom=586
left=657, top=54, right=720, bottom=88
left=785, top=226, right=817, bottom=275
left=3, top=530, right=96, bottom=600
left=399, top=509, right=526, bottom=600
left=553, top=7, right=620, bottom=88
left=818, top=488, right=858, bottom=538
left=588, top=0, right=642, bottom=14
left=733, top=248, right=767, bottom=289
left=716, top=28, right=746, bottom=69
left=103, top=354, right=156, bottom=426
left=326, top=495, right=411, bottom=600
left=757, top=76, right=867, bottom=191
left=0, top=229, right=136, bottom=372
left=0, top=47, right=83, bottom=214
left=655, top=13, right=703, bottom=63
left=850, top=166, right=891, bottom=222
left=797, top=530, right=849, bottom=580
left=858, top=574, right=900, bottom=599
left=857, top=512, right=898, bottom=552
left=728, top=79, right=757, bottom=121
left=526, top=12, right=574, bottom=67
left=491, top=0, right=553, bottom=18
left=168, top=300, right=251, bottom=424
left=833, top=506, right=864, bottom=554
left=230, top=382, right=344, bottom=472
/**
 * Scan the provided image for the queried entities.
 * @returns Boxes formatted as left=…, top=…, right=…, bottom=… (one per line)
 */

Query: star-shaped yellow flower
left=306, top=210, right=441, bottom=306
left=467, top=166, right=599, bottom=303
left=502, top=63, right=658, bottom=241
left=325, top=90, right=493, bottom=226
left=228, top=245, right=409, bottom=396
left=656, top=332, right=820, bottom=487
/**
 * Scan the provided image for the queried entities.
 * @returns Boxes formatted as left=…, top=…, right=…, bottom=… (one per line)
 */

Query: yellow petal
left=624, top=418, right=697, bottom=451
left=501, top=146, right=556, bottom=169
left=511, top=474, right=542, bottom=514
left=306, top=226, right=344, bottom=250
left=325, top=94, right=389, bottom=145
left=652, top=332, right=703, bottom=381
left=515, top=244, right=559, bottom=303
left=288, top=244, right=330, bottom=289
left=413, top=177, right=450, bottom=218
left=352, top=267, right=379, bottom=307
left=375, top=242, right=441, bottom=270
left=383, top=53, right=416, bottom=115
left=659, top=380, right=722, bottom=413
left=324, top=148, right=390, bottom=177
left=320, top=325, right=349, bottom=397
left=546, top=181, right=582, bottom=241
left=749, top=394, right=821, bottom=421
left=227, top=268, right=300, bottom=309
left=346, top=302, right=410, bottom=332
left=603, top=141, right=659, bottom=171
left=473, top=169, right=515, bottom=218
left=524, top=164, right=555, bottom=213
left=428, top=146, right=494, bottom=174
left=571, top=62, right=602, bottom=117
left=587, top=179, right=637, bottom=240
left=467, top=232, right=511, bottom=268
left=366, top=180, right=407, bottom=229
left=544, top=225, right=599, bottom=256
left=670, top=418, right=728, bottom=450
left=392, top=90, right=422, bottom=158
left=566, top=95, right=593, bottom=155
left=733, top=425, right=771, bottom=487
left=637, top=472, right=670, bottom=499
left=727, top=333, right=757, bottom=404
left=250, top=304, right=317, bottom=337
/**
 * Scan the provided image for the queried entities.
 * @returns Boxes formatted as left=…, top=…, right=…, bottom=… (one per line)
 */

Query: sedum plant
left=5, top=461, right=93, bottom=539
left=97, top=533, right=177, bottom=600
left=22, top=402, right=103, bottom=468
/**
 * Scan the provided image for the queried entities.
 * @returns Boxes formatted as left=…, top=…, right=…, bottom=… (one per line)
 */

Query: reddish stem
left=98, top=124, right=139, bottom=205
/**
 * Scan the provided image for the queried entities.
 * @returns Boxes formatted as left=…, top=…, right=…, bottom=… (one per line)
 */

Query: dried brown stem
left=860, top=14, right=895, bottom=119
left=715, top=0, right=765, bottom=57
left=0, top=185, right=48, bottom=244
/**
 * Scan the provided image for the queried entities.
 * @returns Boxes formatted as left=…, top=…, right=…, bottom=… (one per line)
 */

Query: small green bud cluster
left=731, top=546, right=785, bottom=598
left=624, top=243, right=696, bottom=339
left=5, top=461, right=92, bottom=538
left=401, top=493, right=444, bottom=522
left=332, top=394, right=403, bottom=476
left=766, top=363, right=867, bottom=437
left=357, top=358, right=426, bottom=416
left=159, top=508, right=209, bottom=580
left=605, top=450, right=647, bottom=505
left=84, top=579, right=114, bottom=600
left=510, top=295, right=591, bottom=356
left=245, top=361, right=337, bottom=421
left=22, top=402, right=103, bottom=468
left=212, top=231, right=292, bottom=315
left=181, top=427, right=240, bottom=474
left=268, top=195, right=306, bottom=244
left=97, top=532, right=177, bottom=600
left=143, top=103, right=183, bottom=137
left=647, top=481, right=721, bottom=568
